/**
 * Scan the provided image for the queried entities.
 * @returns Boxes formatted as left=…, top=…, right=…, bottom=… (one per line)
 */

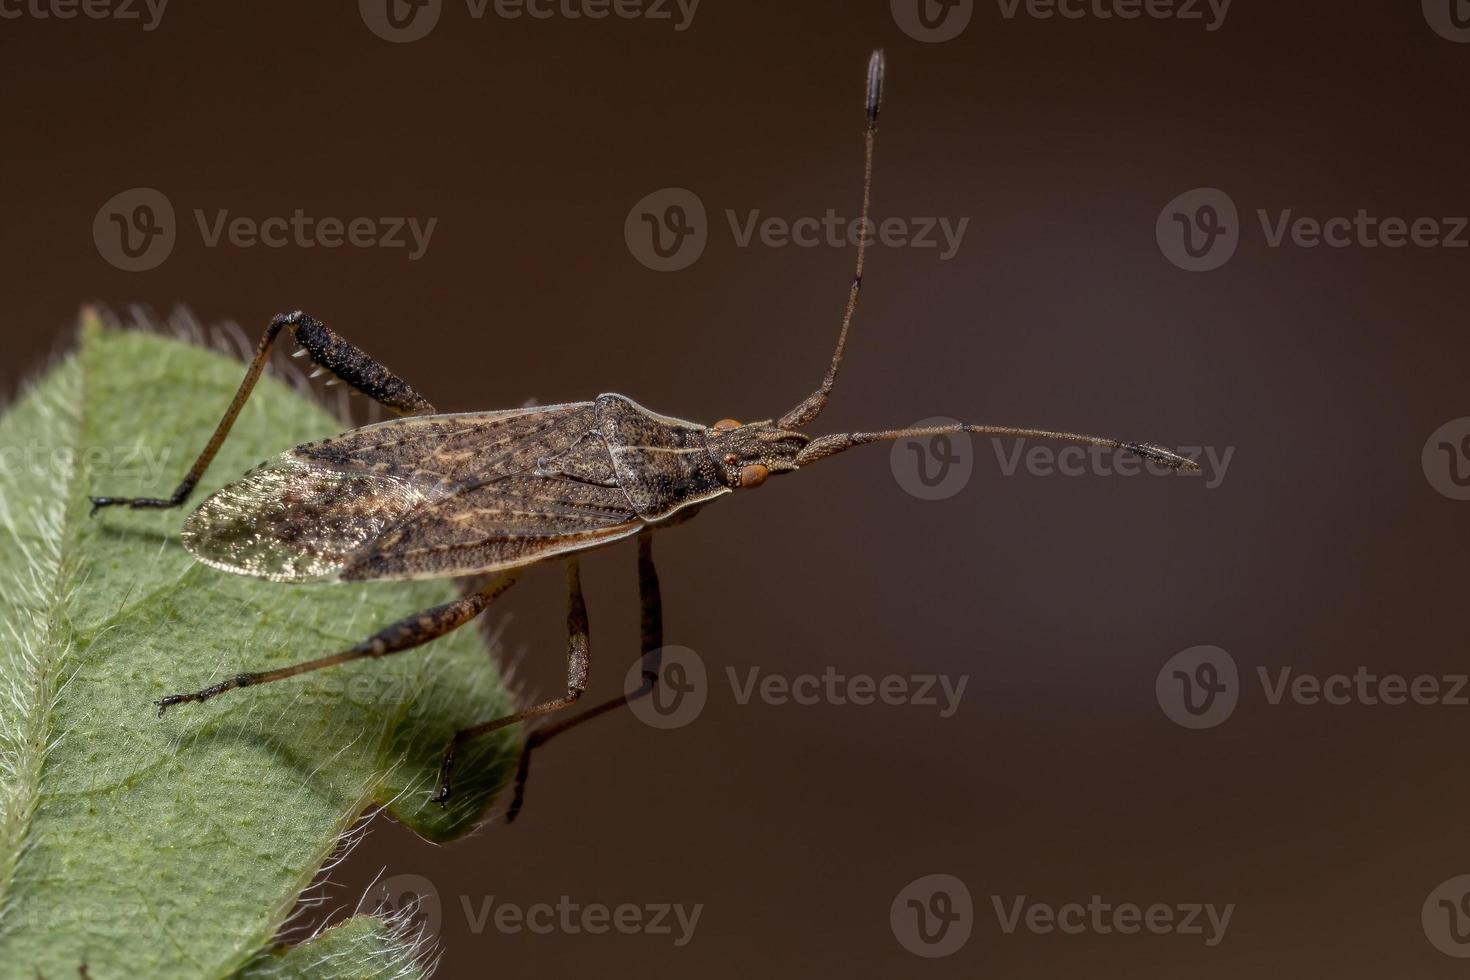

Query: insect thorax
left=585, top=394, right=731, bottom=521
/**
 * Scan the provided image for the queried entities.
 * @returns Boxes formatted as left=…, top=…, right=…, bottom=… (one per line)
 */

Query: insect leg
left=90, top=310, right=435, bottom=515
left=504, top=532, right=661, bottom=822
left=431, top=558, right=591, bottom=806
left=153, top=571, right=519, bottom=714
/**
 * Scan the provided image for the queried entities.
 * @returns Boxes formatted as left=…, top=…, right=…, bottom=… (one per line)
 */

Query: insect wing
left=340, top=473, right=641, bottom=581
left=181, top=403, right=615, bottom=582
left=292, top=402, right=597, bottom=488
left=181, top=456, right=431, bottom=582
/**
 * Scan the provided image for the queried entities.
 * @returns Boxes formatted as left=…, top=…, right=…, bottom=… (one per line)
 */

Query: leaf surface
left=0, top=315, right=514, bottom=979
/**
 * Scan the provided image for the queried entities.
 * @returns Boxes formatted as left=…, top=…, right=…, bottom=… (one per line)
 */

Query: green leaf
left=236, top=914, right=432, bottom=980
left=0, top=313, right=516, bottom=979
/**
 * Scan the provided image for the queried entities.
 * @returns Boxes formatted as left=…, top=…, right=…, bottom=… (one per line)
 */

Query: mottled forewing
left=181, top=457, right=431, bottom=582
left=340, top=474, right=641, bottom=581
left=182, top=403, right=614, bottom=582
left=293, top=403, right=598, bottom=488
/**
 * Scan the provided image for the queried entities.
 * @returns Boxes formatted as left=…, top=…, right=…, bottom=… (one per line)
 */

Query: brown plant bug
left=90, top=50, right=1199, bottom=814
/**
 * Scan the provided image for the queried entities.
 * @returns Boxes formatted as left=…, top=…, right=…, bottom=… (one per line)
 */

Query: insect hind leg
left=504, top=532, right=662, bottom=822
left=432, top=558, right=592, bottom=807
left=90, top=310, right=435, bottom=516
left=154, top=572, right=518, bottom=713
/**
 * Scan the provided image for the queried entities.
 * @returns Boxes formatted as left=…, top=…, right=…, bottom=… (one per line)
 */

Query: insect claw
left=155, top=688, right=208, bottom=715
left=291, top=348, right=309, bottom=358
left=324, top=378, right=340, bottom=386
left=309, top=367, right=328, bottom=379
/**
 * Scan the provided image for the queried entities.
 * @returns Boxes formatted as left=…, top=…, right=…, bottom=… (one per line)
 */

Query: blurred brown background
left=5, top=0, right=1470, bottom=976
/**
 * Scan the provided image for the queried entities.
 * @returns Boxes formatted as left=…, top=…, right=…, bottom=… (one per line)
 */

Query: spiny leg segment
left=432, top=557, right=593, bottom=807
left=154, top=572, right=520, bottom=714
left=90, top=310, right=434, bottom=516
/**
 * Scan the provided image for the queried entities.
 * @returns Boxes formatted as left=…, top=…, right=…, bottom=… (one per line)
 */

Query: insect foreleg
left=90, top=310, right=435, bottom=515
left=503, top=532, right=662, bottom=822
left=153, top=571, right=518, bottom=714
left=432, top=558, right=592, bottom=807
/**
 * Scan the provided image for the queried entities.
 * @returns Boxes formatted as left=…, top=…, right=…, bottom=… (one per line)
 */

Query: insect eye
left=739, top=464, right=769, bottom=489
left=712, top=418, right=741, bottom=431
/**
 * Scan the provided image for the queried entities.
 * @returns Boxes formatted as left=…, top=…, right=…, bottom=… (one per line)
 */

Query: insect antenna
left=778, top=48, right=884, bottom=430
left=794, top=423, right=1201, bottom=471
